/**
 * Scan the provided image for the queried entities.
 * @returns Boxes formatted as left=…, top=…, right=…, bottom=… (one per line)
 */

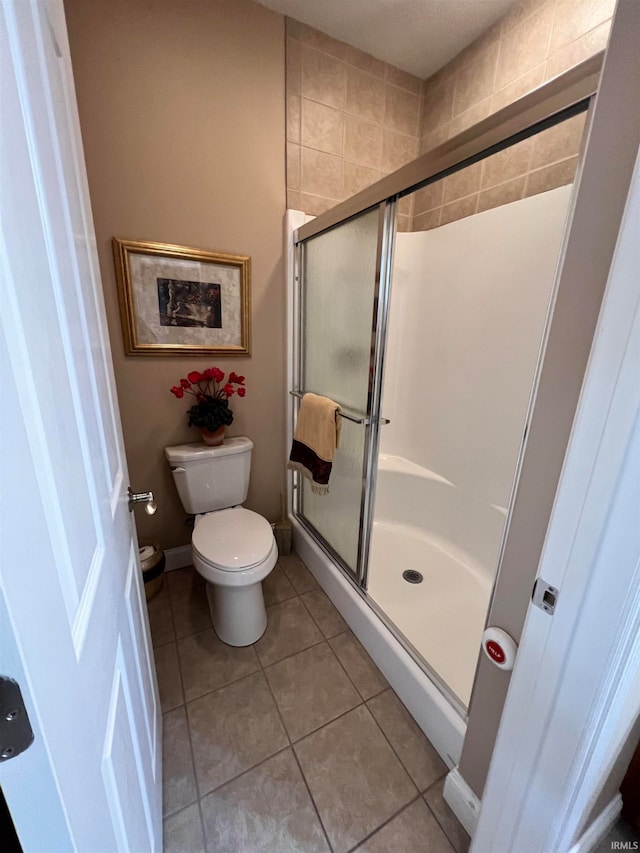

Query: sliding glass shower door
left=294, top=206, right=389, bottom=580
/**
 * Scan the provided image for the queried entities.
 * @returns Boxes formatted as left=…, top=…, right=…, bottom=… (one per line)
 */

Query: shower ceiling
left=255, top=0, right=520, bottom=79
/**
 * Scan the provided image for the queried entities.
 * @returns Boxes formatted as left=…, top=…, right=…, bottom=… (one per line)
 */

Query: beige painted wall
left=65, top=0, right=286, bottom=550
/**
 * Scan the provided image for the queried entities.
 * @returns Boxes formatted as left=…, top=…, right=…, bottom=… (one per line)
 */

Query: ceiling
left=256, top=0, right=520, bottom=79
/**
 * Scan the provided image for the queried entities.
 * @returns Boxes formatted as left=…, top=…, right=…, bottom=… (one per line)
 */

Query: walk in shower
left=287, top=58, right=597, bottom=763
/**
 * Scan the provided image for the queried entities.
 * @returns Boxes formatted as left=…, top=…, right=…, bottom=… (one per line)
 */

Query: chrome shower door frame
left=292, top=200, right=396, bottom=588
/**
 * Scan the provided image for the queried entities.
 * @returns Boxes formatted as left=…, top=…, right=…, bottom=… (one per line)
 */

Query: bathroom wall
left=64, top=0, right=286, bottom=550
left=413, top=0, right=614, bottom=228
left=381, top=184, right=573, bottom=517
left=284, top=19, right=423, bottom=231
left=284, top=0, right=613, bottom=229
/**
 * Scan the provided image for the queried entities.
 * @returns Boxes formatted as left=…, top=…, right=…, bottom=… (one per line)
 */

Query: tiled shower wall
left=285, top=18, right=423, bottom=232
left=413, top=0, right=614, bottom=229
left=285, top=0, right=614, bottom=231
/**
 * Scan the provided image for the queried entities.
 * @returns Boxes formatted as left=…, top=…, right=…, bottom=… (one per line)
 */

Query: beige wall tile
left=301, top=147, right=343, bottom=197
left=386, top=65, right=422, bottom=94
left=300, top=192, right=338, bottom=215
left=287, top=93, right=301, bottom=142
left=449, top=97, right=492, bottom=137
left=476, top=175, right=526, bottom=213
left=299, top=23, right=348, bottom=60
left=286, top=38, right=302, bottom=94
left=419, top=123, right=450, bottom=154
left=287, top=143, right=300, bottom=190
left=545, top=20, right=611, bottom=80
left=453, top=36, right=500, bottom=116
left=381, top=130, right=417, bottom=173
left=550, top=0, right=615, bottom=54
left=285, top=16, right=303, bottom=40
left=343, top=44, right=389, bottom=79
left=491, top=64, right=546, bottom=112
left=413, top=181, right=444, bottom=214
left=442, top=161, right=483, bottom=204
left=482, top=137, right=534, bottom=189
left=501, top=0, right=555, bottom=33
left=344, top=114, right=383, bottom=168
left=343, top=161, right=381, bottom=197
left=287, top=190, right=302, bottom=210
left=420, top=68, right=456, bottom=134
left=397, top=195, right=413, bottom=216
left=412, top=208, right=442, bottom=231
left=345, top=65, right=386, bottom=123
left=440, top=194, right=478, bottom=225
left=494, top=4, right=555, bottom=91
left=396, top=215, right=411, bottom=232
left=302, top=46, right=346, bottom=109
left=385, top=85, right=421, bottom=137
left=525, top=156, right=578, bottom=196
left=301, top=98, right=344, bottom=155
left=529, top=112, right=586, bottom=170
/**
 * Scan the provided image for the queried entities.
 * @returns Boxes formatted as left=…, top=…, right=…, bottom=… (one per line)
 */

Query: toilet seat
left=192, top=506, right=274, bottom=572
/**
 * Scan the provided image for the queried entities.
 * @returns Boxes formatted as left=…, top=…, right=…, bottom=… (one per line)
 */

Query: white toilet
left=165, top=437, right=277, bottom=646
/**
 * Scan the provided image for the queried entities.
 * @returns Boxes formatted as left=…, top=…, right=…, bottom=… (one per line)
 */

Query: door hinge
left=0, top=676, right=34, bottom=762
left=532, top=578, right=559, bottom=615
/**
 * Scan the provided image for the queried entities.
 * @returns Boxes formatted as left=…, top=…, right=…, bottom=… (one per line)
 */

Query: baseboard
left=163, top=544, right=191, bottom=572
left=568, top=794, right=622, bottom=853
left=443, top=767, right=481, bottom=838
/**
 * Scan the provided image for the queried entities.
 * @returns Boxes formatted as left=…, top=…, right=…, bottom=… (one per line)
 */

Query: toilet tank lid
left=165, top=436, right=253, bottom=463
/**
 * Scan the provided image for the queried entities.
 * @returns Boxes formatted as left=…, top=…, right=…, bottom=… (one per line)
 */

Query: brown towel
left=287, top=393, right=342, bottom=495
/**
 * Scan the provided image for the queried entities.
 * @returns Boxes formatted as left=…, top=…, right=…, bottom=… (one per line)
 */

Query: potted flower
left=170, top=368, right=246, bottom=446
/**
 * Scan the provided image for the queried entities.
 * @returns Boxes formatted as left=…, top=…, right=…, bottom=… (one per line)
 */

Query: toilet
left=165, top=437, right=277, bottom=646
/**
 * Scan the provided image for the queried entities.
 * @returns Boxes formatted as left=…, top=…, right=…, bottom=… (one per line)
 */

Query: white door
left=0, top=2, right=161, bottom=851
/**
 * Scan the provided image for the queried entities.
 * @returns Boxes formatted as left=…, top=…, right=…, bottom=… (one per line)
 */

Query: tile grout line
left=166, top=599, right=208, bottom=850
left=345, top=794, right=424, bottom=853
left=360, top=697, right=424, bottom=798
left=422, top=791, right=467, bottom=853
left=253, top=613, right=336, bottom=853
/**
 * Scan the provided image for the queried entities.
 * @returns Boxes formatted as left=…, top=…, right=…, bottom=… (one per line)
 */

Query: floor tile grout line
left=324, top=632, right=380, bottom=705
left=422, top=786, right=469, bottom=853
left=291, top=744, right=336, bottom=853
left=197, top=743, right=292, bottom=803
left=286, top=697, right=366, bottom=746
left=169, top=628, right=208, bottom=850
left=162, top=794, right=199, bottom=821
left=361, top=699, right=423, bottom=796
left=345, top=793, right=423, bottom=853
left=255, top=640, right=336, bottom=853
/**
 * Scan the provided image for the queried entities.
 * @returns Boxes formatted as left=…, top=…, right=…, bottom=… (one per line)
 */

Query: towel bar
left=289, top=391, right=390, bottom=425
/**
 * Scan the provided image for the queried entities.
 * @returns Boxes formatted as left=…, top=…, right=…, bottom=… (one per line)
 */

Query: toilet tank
left=165, top=437, right=253, bottom=514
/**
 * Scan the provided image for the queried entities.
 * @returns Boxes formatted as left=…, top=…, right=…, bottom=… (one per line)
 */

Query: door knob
left=128, top=487, right=157, bottom=515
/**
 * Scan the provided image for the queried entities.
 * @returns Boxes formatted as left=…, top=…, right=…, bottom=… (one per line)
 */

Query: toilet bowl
left=165, top=437, right=278, bottom=647
left=192, top=506, right=277, bottom=646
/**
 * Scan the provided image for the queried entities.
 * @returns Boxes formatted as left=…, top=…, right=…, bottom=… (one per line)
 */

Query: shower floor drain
left=402, top=569, right=423, bottom=584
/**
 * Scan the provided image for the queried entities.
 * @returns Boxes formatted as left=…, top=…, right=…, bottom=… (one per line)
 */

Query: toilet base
left=206, top=581, right=267, bottom=646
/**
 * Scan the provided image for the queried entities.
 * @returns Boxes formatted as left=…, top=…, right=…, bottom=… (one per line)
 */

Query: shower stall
left=286, top=56, right=598, bottom=766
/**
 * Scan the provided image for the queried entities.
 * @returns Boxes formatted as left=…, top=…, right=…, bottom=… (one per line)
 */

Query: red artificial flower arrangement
left=170, top=368, right=246, bottom=433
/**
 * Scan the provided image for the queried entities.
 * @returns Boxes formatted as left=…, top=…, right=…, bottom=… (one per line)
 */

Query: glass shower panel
left=368, top=112, right=585, bottom=709
left=298, top=207, right=380, bottom=574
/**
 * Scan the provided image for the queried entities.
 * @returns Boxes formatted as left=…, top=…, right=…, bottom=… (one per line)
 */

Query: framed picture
left=112, top=238, right=251, bottom=356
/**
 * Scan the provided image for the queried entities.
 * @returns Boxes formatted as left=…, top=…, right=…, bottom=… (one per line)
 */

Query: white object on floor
left=166, top=437, right=277, bottom=646
left=443, top=767, right=481, bottom=837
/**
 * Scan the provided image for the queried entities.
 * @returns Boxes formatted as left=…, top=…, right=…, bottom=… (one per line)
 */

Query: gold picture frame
left=112, top=238, right=251, bottom=357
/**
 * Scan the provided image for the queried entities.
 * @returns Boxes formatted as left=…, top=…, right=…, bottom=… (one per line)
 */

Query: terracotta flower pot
left=201, top=425, right=225, bottom=446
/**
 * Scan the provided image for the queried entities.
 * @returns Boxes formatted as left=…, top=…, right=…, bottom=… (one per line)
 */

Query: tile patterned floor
left=148, top=553, right=471, bottom=853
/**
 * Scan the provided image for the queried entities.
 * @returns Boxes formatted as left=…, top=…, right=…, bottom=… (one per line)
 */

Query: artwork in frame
left=112, top=238, right=251, bottom=356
